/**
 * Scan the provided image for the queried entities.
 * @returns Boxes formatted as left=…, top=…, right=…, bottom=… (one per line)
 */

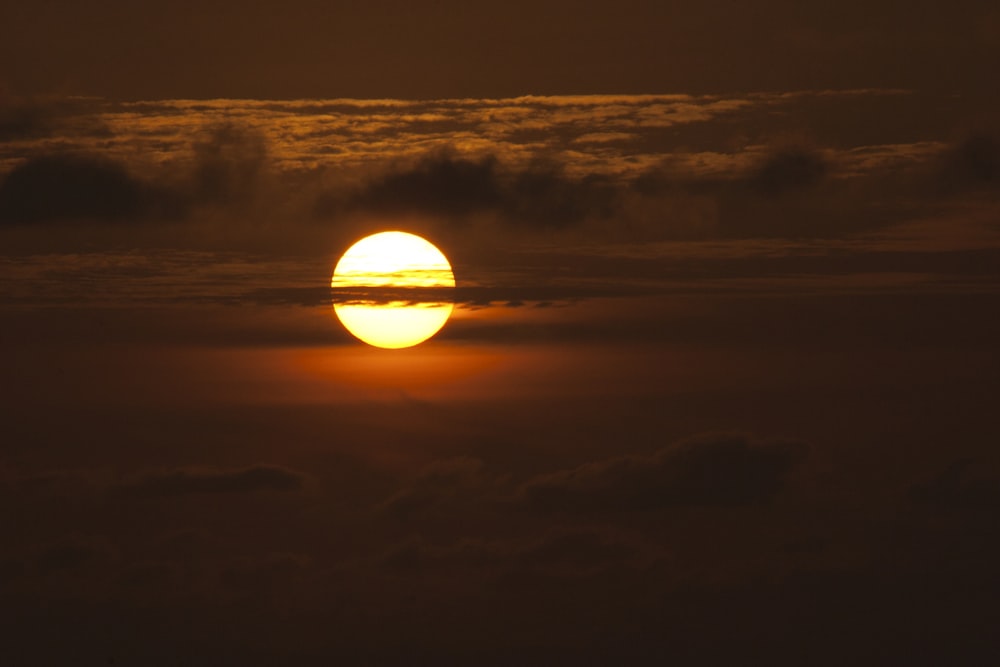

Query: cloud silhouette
left=0, top=122, right=273, bottom=225
left=942, top=134, right=1000, bottom=187
left=343, top=154, right=502, bottom=217
left=0, top=154, right=185, bottom=224
left=521, top=432, right=807, bottom=512
left=0, top=97, right=111, bottom=143
left=0, top=101, right=49, bottom=142
left=750, top=148, right=828, bottom=194
left=190, top=123, right=268, bottom=205
left=378, top=457, right=489, bottom=518
left=328, top=152, right=618, bottom=228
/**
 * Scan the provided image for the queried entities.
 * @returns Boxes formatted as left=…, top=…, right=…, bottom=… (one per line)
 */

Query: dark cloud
left=342, top=154, right=502, bottom=217
left=504, top=161, right=618, bottom=227
left=0, top=154, right=185, bottom=224
left=750, top=148, right=828, bottom=195
left=119, top=464, right=308, bottom=497
left=377, top=433, right=808, bottom=524
left=326, top=153, right=618, bottom=228
left=377, top=457, right=490, bottom=518
left=0, top=96, right=111, bottom=143
left=521, top=433, right=807, bottom=512
left=244, top=284, right=608, bottom=311
left=0, top=94, right=990, bottom=244
left=321, top=143, right=900, bottom=240
left=0, top=123, right=272, bottom=225
left=0, top=100, right=49, bottom=142
left=0, top=113, right=970, bottom=241
left=190, top=123, right=269, bottom=205
left=941, top=134, right=1000, bottom=188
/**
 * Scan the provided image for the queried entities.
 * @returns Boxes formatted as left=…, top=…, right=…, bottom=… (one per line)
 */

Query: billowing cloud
left=190, top=123, right=269, bottom=205
left=750, top=148, right=828, bottom=194
left=0, top=154, right=184, bottom=224
left=374, top=433, right=808, bottom=523
left=2, top=91, right=986, bottom=241
left=0, top=123, right=275, bottom=224
left=520, top=433, right=807, bottom=512
left=0, top=96, right=110, bottom=144
left=940, top=134, right=1000, bottom=189
left=339, top=154, right=502, bottom=218
left=377, top=457, right=491, bottom=518
left=0, top=101, right=48, bottom=142
left=329, top=152, right=617, bottom=228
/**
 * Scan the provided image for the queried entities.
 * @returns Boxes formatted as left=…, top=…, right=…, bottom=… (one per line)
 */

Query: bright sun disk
left=331, top=231, right=455, bottom=349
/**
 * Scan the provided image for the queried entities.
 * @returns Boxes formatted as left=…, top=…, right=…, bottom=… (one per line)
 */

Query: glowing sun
left=331, top=231, right=455, bottom=349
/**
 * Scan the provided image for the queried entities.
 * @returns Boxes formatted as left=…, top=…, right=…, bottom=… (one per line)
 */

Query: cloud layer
left=521, top=433, right=807, bottom=511
left=1, top=91, right=994, bottom=249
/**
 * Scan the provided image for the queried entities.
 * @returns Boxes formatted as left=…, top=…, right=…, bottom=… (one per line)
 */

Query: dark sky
left=3, top=0, right=1000, bottom=99
left=2, top=3, right=1000, bottom=666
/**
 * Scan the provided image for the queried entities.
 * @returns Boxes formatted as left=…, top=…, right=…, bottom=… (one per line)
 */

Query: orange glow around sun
left=331, top=231, right=455, bottom=349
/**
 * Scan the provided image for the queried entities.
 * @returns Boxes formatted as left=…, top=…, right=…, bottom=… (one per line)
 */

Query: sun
left=331, top=231, right=455, bottom=349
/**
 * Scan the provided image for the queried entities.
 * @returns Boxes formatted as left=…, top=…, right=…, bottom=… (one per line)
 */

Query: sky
left=2, top=2, right=1000, bottom=665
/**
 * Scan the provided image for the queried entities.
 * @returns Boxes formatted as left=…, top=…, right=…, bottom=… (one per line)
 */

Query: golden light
left=331, top=231, right=455, bottom=349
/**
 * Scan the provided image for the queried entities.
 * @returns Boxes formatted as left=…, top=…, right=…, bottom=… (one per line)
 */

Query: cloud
left=340, top=154, right=502, bottom=218
left=0, top=92, right=972, bottom=241
left=940, top=134, right=1000, bottom=188
left=0, top=96, right=110, bottom=143
left=377, top=457, right=491, bottom=518
left=325, top=152, right=619, bottom=228
left=0, top=93, right=987, bottom=251
left=520, top=433, right=807, bottom=512
left=505, top=161, right=618, bottom=228
left=119, top=464, right=308, bottom=497
left=374, top=433, right=807, bottom=523
left=750, top=148, right=828, bottom=194
left=0, top=153, right=185, bottom=224
left=0, top=100, right=49, bottom=142
left=190, top=123, right=269, bottom=205
left=0, top=122, right=274, bottom=225
left=322, top=142, right=899, bottom=241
